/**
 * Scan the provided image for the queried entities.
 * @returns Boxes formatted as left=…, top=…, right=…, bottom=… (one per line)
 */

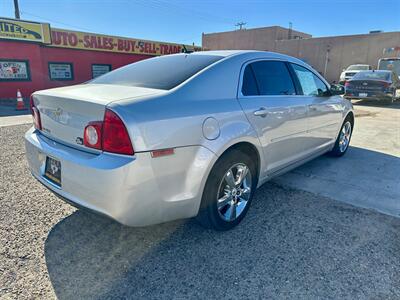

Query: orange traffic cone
left=16, top=89, right=27, bottom=110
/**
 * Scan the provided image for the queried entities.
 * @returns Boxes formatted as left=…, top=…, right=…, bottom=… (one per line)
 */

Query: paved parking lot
left=274, top=100, right=400, bottom=217
left=1, top=101, right=400, bottom=299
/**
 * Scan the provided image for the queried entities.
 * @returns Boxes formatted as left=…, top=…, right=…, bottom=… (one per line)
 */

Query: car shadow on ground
left=351, top=99, right=400, bottom=109
left=272, top=146, right=400, bottom=218
left=44, top=148, right=400, bottom=299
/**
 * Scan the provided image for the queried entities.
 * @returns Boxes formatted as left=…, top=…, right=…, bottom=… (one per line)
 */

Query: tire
left=196, top=149, right=258, bottom=230
left=385, top=91, right=396, bottom=104
left=329, top=116, right=353, bottom=157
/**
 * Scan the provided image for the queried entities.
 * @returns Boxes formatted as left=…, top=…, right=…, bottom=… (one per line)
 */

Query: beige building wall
left=202, top=26, right=311, bottom=51
left=275, top=32, right=400, bottom=82
left=203, top=28, right=400, bottom=83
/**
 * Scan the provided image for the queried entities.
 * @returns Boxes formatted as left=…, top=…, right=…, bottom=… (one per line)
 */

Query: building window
left=91, top=64, right=111, bottom=79
left=0, top=59, right=31, bottom=81
left=48, top=62, right=74, bottom=80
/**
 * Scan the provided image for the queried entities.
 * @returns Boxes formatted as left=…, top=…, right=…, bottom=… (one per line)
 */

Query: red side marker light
left=151, top=148, right=175, bottom=158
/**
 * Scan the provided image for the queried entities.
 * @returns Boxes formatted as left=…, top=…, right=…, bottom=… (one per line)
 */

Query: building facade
left=203, top=26, right=311, bottom=52
left=0, top=17, right=197, bottom=100
left=203, top=26, right=400, bottom=83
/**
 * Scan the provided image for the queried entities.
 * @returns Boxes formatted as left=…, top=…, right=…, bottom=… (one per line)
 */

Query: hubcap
left=217, top=163, right=252, bottom=222
left=339, top=121, right=352, bottom=152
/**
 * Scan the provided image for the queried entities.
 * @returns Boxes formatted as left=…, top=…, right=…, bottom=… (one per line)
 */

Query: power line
left=152, top=0, right=234, bottom=24
left=140, top=0, right=235, bottom=26
left=20, top=11, right=95, bottom=32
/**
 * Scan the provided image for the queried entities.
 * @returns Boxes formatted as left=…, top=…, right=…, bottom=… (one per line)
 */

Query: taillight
left=103, top=109, right=134, bottom=155
left=30, top=95, right=42, bottom=130
left=84, top=121, right=102, bottom=150
left=83, top=109, right=134, bottom=155
left=29, top=95, right=34, bottom=115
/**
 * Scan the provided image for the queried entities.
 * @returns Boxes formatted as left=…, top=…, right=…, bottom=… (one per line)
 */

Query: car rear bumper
left=25, top=127, right=216, bottom=226
left=344, top=89, right=392, bottom=100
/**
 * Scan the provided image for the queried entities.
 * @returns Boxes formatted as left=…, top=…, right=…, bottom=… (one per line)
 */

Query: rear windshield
left=378, top=59, right=400, bottom=75
left=347, top=65, right=370, bottom=71
left=353, top=71, right=390, bottom=81
left=90, top=54, right=223, bottom=90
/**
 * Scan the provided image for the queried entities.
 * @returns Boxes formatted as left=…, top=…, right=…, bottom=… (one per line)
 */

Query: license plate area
left=44, top=156, right=61, bottom=187
left=359, top=92, right=368, bottom=97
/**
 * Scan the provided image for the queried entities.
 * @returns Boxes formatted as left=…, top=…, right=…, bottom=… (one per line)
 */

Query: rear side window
left=248, top=61, right=296, bottom=96
left=291, top=64, right=330, bottom=97
left=242, top=65, right=259, bottom=96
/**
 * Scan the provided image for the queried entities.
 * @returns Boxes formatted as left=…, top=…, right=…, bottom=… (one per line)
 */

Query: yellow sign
left=0, top=18, right=51, bottom=43
left=49, top=28, right=198, bottom=56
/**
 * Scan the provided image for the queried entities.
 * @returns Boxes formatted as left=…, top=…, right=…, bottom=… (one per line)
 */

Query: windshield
left=378, top=59, right=400, bottom=75
left=90, top=54, right=223, bottom=90
left=347, top=65, right=370, bottom=71
left=353, top=71, right=390, bottom=81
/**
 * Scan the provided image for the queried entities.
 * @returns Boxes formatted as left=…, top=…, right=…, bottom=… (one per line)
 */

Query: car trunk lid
left=347, top=80, right=389, bottom=91
left=32, top=84, right=163, bottom=152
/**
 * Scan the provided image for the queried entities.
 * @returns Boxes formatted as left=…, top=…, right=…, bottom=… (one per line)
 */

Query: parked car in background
left=25, top=50, right=353, bottom=231
left=339, top=64, right=373, bottom=84
left=378, top=58, right=400, bottom=79
left=344, top=70, right=400, bottom=103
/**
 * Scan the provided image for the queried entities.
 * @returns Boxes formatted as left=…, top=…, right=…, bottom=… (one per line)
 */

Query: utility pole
left=324, top=45, right=331, bottom=77
left=235, top=22, right=246, bottom=30
left=14, top=0, right=20, bottom=19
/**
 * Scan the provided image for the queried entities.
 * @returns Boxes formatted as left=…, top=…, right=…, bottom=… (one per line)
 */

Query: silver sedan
left=25, top=50, right=354, bottom=230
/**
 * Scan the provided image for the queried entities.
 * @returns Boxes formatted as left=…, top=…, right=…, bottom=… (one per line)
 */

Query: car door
left=237, top=60, right=311, bottom=175
left=289, top=63, right=343, bottom=151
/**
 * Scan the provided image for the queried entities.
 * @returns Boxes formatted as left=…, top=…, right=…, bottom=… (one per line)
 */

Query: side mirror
left=330, top=84, right=345, bottom=95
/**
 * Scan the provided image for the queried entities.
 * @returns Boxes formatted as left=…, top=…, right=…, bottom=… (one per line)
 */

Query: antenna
left=235, top=22, right=247, bottom=30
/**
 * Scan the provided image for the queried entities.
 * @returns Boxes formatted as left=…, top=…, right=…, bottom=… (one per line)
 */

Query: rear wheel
left=329, top=117, right=353, bottom=157
left=196, top=149, right=258, bottom=230
left=385, top=91, right=396, bottom=104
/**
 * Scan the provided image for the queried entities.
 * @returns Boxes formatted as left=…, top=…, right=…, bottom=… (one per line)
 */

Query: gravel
left=1, top=124, right=400, bottom=299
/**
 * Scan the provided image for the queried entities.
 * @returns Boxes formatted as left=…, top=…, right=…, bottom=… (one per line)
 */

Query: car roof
left=186, top=50, right=307, bottom=65
left=189, top=50, right=257, bottom=57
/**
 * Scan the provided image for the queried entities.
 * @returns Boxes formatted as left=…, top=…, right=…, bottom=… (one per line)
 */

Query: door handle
left=253, top=107, right=268, bottom=117
left=309, top=105, right=318, bottom=111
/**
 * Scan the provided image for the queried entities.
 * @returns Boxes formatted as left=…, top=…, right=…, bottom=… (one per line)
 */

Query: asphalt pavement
left=274, top=101, right=400, bottom=217
left=1, top=124, right=400, bottom=299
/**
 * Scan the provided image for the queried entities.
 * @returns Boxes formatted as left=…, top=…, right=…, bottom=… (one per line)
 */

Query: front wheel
left=196, top=149, right=258, bottom=230
left=329, top=117, right=353, bottom=157
left=391, top=91, right=396, bottom=103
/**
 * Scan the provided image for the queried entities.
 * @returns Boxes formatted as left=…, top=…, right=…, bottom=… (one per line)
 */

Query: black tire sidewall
left=198, top=149, right=258, bottom=230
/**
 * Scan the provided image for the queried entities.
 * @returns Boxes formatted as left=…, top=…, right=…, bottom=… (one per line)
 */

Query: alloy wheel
left=339, top=121, right=352, bottom=152
left=216, top=163, right=252, bottom=222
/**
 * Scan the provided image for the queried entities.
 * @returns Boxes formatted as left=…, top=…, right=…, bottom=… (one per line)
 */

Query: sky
left=1, top=0, right=399, bottom=45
